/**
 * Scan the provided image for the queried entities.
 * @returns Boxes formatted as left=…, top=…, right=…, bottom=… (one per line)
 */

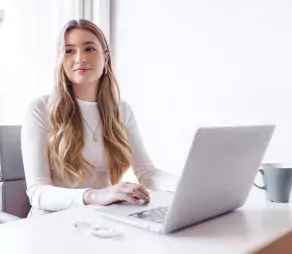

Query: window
left=0, top=0, right=89, bottom=124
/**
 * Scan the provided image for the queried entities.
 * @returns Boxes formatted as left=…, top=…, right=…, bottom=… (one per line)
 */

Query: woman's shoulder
left=25, top=95, right=50, bottom=120
left=22, top=95, right=51, bottom=131
left=119, top=99, right=134, bottom=125
left=26, top=95, right=50, bottom=112
left=27, top=94, right=49, bottom=107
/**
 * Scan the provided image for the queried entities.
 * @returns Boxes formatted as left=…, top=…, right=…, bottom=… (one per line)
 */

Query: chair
left=0, top=211, right=20, bottom=223
left=0, top=125, right=30, bottom=220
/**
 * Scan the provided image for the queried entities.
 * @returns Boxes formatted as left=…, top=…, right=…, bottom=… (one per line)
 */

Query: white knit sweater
left=21, top=95, right=178, bottom=216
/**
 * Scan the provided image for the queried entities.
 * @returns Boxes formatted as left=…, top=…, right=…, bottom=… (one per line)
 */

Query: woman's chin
left=71, top=78, right=99, bottom=87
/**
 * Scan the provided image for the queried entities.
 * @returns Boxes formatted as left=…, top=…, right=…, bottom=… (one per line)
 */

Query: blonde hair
left=48, top=19, right=131, bottom=187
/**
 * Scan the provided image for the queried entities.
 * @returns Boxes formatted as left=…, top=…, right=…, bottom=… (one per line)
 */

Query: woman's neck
left=72, top=83, right=98, bottom=102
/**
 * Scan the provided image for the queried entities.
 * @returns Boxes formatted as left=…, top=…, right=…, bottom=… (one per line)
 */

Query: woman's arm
left=21, top=96, right=89, bottom=212
left=123, top=101, right=179, bottom=192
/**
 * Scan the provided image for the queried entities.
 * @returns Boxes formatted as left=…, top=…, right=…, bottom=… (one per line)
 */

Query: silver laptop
left=97, top=125, right=275, bottom=234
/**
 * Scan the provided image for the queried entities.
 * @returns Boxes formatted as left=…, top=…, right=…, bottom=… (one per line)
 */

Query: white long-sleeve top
left=21, top=95, right=178, bottom=216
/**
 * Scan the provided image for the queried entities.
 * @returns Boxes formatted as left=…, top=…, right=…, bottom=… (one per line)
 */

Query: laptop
left=96, top=125, right=275, bottom=234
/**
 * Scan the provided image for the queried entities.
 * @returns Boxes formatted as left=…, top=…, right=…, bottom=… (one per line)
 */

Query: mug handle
left=254, top=169, right=266, bottom=190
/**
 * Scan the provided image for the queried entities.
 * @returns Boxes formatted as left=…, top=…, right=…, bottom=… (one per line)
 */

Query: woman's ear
left=105, top=51, right=110, bottom=64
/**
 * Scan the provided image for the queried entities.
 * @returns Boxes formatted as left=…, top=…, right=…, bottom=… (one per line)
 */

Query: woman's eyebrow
left=65, top=41, right=96, bottom=47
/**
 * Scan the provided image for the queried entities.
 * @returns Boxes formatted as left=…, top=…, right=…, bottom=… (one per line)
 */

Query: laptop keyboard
left=128, top=206, right=168, bottom=224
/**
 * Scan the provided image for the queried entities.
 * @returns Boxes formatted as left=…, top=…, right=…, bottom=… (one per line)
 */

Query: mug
left=254, top=163, right=292, bottom=203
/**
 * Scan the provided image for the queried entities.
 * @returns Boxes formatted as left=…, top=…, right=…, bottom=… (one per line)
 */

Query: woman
left=21, top=19, right=178, bottom=217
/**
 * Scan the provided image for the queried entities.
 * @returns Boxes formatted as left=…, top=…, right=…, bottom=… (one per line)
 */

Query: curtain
left=0, top=0, right=79, bottom=124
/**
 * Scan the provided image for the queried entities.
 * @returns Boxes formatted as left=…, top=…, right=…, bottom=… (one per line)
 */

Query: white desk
left=0, top=187, right=292, bottom=254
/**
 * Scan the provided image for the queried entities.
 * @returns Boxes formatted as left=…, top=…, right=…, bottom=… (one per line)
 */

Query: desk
left=0, top=187, right=292, bottom=254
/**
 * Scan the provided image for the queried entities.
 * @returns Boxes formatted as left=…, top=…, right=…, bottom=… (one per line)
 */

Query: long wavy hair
left=48, top=19, right=131, bottom=187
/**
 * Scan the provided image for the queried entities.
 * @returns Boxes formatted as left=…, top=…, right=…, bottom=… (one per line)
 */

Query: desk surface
left=1, top=188, right=292, bottom=254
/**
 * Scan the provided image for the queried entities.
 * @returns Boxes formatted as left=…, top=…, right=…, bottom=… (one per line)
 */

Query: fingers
left=115, top=193, right=139, bottom=204
left=133, top=188, right=150, bottom=203
left=119, top=183, right=150, bottom=202
left=138, top=185, right=150, bottom=200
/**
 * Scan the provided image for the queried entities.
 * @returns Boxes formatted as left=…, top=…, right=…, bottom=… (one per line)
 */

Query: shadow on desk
left=171, top=209, right=292, bottom=239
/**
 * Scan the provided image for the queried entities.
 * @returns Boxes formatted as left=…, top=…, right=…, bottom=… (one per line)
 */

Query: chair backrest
left=0, top=211, right=20, bottom=223
left=0, top=125, right=30, bottom=218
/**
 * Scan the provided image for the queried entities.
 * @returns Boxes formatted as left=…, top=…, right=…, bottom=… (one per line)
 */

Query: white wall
left=113, top=0, right=292, bottom=176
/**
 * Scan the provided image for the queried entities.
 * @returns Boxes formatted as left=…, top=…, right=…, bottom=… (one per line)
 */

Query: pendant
left=93, top=135, right=98, bottom=142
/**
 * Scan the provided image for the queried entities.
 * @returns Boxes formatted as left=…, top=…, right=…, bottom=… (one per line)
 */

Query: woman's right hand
left=83, top=182, right=150, bottom=206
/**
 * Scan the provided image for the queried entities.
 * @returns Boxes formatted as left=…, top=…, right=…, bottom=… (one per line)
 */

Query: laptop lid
left=163, top=125, right=275, bottom=233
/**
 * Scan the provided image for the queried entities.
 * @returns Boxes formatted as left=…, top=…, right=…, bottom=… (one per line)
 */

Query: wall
left=112, top=0, right=292, bottom=176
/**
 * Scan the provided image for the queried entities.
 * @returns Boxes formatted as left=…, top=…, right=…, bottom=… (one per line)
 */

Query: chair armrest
left=0, top=211, right=21, bottom=223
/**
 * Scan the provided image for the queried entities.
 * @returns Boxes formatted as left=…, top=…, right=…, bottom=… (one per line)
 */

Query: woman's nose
left=76, top=52, right=87, bottom=64
left=77, top=59, right=87, bottom=64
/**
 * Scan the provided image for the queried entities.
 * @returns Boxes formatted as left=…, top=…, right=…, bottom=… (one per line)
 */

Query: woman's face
left=63, top=28, right=106, bottom=87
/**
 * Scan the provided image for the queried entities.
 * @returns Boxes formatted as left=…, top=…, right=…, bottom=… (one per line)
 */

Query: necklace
left=82, top=117, right=100, bottom=142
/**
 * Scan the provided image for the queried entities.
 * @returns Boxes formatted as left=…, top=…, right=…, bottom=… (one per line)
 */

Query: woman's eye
left=65, top=49, right=73, bottom=54
left=85, top=47, right=96, bottom=52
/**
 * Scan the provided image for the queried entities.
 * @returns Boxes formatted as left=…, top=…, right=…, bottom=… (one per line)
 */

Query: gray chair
left=0, top=125, right=30, bottom=219
left=0, top=211, right=20, bottom=223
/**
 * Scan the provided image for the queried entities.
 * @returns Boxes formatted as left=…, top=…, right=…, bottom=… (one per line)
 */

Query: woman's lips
left=75, top=68, right=91, bottom=73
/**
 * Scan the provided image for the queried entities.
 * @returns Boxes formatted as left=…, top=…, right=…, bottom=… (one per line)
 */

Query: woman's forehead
left=65, top=28, right=102, bottom=47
